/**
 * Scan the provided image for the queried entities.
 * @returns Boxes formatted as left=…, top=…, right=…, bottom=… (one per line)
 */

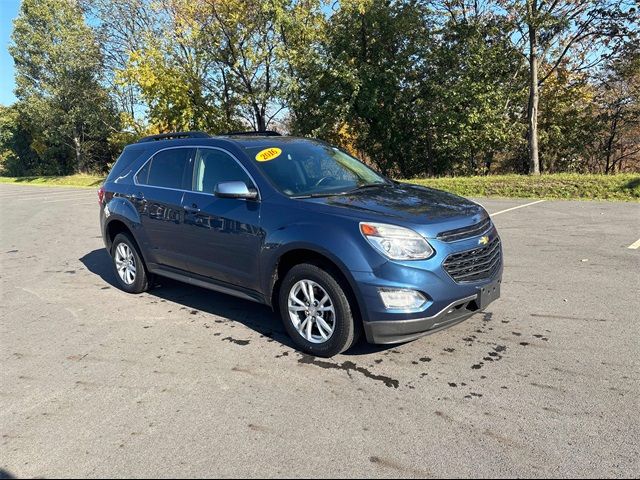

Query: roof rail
left=137, top=131, right=211, bottom=143
left=222, top=130, right=282, bottom=137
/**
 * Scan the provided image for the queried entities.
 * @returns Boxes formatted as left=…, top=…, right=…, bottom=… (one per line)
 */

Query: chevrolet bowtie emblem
left=479, top=236, right=490, bottom=245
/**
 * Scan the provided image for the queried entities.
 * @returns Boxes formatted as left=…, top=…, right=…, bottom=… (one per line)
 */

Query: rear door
left=181, top=147, right=263, bottom=290
left=132, top=147, right=195, bottom=270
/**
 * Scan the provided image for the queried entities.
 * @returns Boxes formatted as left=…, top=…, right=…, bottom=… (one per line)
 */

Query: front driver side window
left=193, top=148, right=253, bottom=193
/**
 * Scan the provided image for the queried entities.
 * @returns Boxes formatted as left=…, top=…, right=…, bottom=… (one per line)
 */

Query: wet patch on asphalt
left=138, top=298, right=549, bottom=396
left=464, top=392, right=483, bottom=399
left=222, top=337, right=250, bottom=346
left=298, top=355, right=400, bottom=389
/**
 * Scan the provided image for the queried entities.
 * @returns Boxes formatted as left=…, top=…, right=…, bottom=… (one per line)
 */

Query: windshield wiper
left=291, top=191, right=349, bottom=199
left=344, top=182, right=388, bottom=194
left=291, top=183, right=388, bottom=199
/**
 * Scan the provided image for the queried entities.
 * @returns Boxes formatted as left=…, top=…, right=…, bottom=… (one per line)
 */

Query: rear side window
left=137, top=148, right=194, bottom=189
left=192, top=148, right=253, bottom=193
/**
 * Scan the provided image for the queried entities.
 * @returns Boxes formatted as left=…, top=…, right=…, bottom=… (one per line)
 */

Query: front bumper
left=354, top=227, right=503, bottom=344
left=363, top=287, right=498, bottom=344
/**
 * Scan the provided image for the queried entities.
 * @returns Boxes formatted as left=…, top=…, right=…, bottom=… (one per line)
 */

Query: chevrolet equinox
left=99, top=131, right=502, bottom=357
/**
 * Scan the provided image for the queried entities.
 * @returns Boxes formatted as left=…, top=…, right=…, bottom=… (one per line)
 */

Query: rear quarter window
left=106, top=147, right=148, bottom=182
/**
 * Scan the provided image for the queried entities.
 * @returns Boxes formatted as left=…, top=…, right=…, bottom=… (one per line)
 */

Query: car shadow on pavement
left=80, top=248, right=396, bottom=357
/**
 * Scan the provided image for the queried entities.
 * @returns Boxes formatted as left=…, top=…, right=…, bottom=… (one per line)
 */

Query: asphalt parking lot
left=1, top=184, right=639, bottom=478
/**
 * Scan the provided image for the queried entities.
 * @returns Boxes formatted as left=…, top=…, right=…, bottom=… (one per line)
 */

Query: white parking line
left=0, top=190, right=92, bottom=199
left=8, top=193, right=94, bottom=202
left=628, top=238, right=640, bottom=250
left=490, top=199, right=546, bottom=217
left=0, top=191, right=80, bottom=198
left=42, top=197, right=97, bottom=204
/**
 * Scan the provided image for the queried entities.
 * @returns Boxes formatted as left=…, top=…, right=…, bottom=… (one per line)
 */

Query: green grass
left=404, top=174, right=640, bottom=201
left=0, top=174, right=105, bottom=188
left=0, top=172, right=638, bottom=200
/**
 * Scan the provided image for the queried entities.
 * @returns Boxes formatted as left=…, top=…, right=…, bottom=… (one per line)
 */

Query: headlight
left=360, top=222, right=434, bottom=260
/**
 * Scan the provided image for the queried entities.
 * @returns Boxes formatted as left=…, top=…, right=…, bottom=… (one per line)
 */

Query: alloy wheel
left=287, top=279, right=336, bottom=344
left=114, top=242, right=137, bottom=285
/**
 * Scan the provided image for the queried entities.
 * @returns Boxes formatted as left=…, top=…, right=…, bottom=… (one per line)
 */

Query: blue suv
left=99, top=131, right=502, bottom=357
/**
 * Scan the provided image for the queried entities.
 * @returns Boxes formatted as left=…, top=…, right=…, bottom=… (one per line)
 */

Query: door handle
left=184, top=205, right=200, bottom=214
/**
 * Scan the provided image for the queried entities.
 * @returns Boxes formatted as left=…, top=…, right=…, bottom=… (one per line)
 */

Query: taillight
left=98, top=186, right=105, bottom=205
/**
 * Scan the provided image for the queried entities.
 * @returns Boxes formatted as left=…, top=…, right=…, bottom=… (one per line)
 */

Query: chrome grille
left=443, top=237, right=502, bottom=283
left=437, top=217, right=492, bottom=242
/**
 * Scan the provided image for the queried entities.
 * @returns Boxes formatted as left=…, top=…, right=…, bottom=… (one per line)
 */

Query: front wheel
left=279, top=263, right=359, bottom=357
left=111, top=232, right=149, bottom=294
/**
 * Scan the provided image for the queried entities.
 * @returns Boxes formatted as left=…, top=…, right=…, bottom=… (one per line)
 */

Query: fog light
left=378, top=288, right=427, bottom=310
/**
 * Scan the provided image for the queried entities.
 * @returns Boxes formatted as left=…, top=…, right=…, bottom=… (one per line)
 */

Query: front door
left=181, top=147, right=263, bottom=291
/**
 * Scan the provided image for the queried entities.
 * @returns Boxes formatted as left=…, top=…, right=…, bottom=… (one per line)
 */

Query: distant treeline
left=1, top=0, right=638, bottom=177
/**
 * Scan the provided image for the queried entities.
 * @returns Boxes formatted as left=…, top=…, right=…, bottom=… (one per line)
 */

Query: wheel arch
left=267, top=247, right=365, bottom=327
left=104, top=217, right=147, bottom=266
left=105, top=218, right=134, bottom=250
left=102, top=194, right=143, bottom=250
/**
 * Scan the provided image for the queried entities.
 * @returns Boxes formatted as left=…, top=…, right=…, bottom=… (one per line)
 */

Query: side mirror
left=214, top=181, right=258, bottom=200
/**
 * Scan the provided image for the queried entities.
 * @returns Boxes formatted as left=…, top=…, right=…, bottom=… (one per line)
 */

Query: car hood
left=304, top=183, right=486, bottom=237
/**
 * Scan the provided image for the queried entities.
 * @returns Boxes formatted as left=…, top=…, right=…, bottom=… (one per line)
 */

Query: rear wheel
left=279, top=263, right=359, bottom=357
left=111, top=232, right=149, bottom=294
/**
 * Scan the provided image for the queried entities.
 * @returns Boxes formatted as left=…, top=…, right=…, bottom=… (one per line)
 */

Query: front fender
left=260, top=220, right=382, bottom=314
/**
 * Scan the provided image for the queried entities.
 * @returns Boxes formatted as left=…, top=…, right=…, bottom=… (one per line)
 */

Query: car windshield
left=242, top=139, right=388, bottom=197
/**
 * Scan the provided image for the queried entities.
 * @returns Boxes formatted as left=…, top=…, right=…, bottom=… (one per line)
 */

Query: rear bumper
left=363, top=292, right=494, bottom=344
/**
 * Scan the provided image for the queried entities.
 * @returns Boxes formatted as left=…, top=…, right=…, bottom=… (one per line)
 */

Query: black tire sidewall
left=111, top=233, right=148, bottom=294
left=279, top=263, right=356, bottom=357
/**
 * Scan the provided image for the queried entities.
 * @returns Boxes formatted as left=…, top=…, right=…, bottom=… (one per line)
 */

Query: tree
left=84, top=0, right=154, bottom=129
left=10, top=0, right=119, bottom=173
left=290, top=0, right=433, bottom=177
left=427, top=2, right=527, bottom=174
left=201, top=0, right=299, bottom=131
left=114, top=0, right=317, bottom=133
left=537, top=67, right=599, bottom=173
left=116, top=0, right=241, bottom=132
left=596, top=42, right=640, bottom=173
left=0, top=105, right=40, bottom=176
left=5, top=0, right=639, bottom=176
left=499, top=0, right=638, bottom=174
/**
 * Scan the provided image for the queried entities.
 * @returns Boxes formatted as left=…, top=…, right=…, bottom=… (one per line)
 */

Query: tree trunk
left=484, top=151, right=494, bottom=175
left=527, top=0, right=541, bottom=175
left=254, top=104, right=266, bottom=131
left=604, top=108, right=619, bottom=174
left=221, top=68, right=234, bottom=127
left=73, top=132, right=82, bottom=174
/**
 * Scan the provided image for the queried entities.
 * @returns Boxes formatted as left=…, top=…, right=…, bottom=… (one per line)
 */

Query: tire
left=279, top=263, right=360, bottom=357
left=110, top=232, right=149, bottom=294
